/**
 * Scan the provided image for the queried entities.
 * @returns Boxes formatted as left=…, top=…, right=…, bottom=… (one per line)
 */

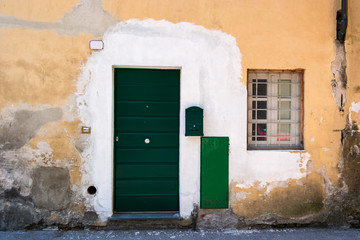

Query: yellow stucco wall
left=0, top=0, right=359, bottom=226
left=0, top=29, right=92, bottom=110
left=347, top=0, right=360, bottom=122
left=0, top=0, right=81, bottom=22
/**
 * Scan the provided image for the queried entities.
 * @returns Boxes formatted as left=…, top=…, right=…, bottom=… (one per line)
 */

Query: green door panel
left=115, top=117, right=179, bottom=132
left=116, top=85, right=179, bottom=101
left=116, top=179, right=178, bottom=195
left=115, top=68, right=179, bottom=86
left=115, top=149, right=178, bottom=163
left=115, top=133, right=178, bottom=148
left=114, top=68, right=180, bottom=212
left=115, top=164, right=178, bottom=179
left=201, top=137, right=229, bottom=209
left=115, top=195, right=178, bottom=212
left=116, top=102, right=179, bottom=117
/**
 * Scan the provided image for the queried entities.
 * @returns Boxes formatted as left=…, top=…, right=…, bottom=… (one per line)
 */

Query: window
left=247, top=70, right=303, bottom=150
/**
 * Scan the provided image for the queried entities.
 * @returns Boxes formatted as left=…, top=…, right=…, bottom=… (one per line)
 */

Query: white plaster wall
left=351, top=101, right=360, bottom=113
left=77, top=19, right=310, bottom=221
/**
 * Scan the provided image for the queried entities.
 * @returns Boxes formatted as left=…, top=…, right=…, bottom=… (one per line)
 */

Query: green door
left=114, top=68, right=180, bottom=212
left=201, top=137, right=229, bottom=209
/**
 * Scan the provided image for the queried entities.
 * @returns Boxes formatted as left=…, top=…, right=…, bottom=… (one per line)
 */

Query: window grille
left=247, top=70, right=303, bottom=150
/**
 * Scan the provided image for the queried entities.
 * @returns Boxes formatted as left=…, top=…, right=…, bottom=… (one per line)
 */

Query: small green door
left=201, top=137, right=229, bottom=209
left=114, top=68, right=180, bottom=212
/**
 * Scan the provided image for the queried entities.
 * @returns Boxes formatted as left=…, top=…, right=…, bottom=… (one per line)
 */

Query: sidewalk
left=1, top=228, right=360, bottom=240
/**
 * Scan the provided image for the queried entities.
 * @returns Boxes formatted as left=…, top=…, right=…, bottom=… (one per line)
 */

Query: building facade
left=1, top=0, right=360, bottom=230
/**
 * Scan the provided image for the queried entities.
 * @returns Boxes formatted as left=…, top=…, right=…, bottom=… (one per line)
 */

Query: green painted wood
left=115, top=195, right=178, bottom=212
left=115, top=133, right=178, bottom=148
left=115, top=164, right=178, bottom=179
left=115, top=149, right=178, bottom=163
left=115, top=68, right=179, bottom=86
left=114, top=68, right=180, bottom=212
left=116, top=85, right=179, bottom=101
left=115, top=102, right=179, bottom=117
left=115, top=117, right=179, bottom=132
left=116, top=179, right=178, bottom=195
left=201, top=137, right=229, bottom=209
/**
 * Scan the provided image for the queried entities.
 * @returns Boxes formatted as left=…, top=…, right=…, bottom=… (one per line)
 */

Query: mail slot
left=185, top=106, right=203, bottom=136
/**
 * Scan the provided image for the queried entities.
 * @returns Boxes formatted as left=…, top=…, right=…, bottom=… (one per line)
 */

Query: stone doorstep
left=110, top=212, right=181, bottom=220
left=105, top=212, right=192, bottom=230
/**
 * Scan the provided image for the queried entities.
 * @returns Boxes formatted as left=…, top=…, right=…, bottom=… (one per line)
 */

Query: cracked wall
left=0, top=0, right=114, bottom=230
left=341, top=127, right=360, bottom=227
left=331, top=40, right=347, bottom=110
left=0, top=0, right=358, bottom=230
left=334, top=0, right=360, bottom=228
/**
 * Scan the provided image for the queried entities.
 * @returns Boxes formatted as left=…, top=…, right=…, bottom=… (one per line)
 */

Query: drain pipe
left=337, top=0, right=348, bottom=42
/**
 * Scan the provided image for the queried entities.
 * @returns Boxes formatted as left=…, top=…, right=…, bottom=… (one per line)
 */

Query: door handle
left=116, top=136, right=118, bottom=142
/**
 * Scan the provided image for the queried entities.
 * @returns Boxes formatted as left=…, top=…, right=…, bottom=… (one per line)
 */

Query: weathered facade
left=1, top=0, right=360, bottom=230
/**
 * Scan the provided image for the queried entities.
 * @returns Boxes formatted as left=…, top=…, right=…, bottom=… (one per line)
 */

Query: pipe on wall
left=337, top=0, right=348, bottom=42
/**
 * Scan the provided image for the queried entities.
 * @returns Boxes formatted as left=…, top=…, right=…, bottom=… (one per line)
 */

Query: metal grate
left=247, top=71, right=302, bottom=150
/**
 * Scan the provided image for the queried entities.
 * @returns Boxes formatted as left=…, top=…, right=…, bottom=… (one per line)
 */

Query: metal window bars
left=248, top=71, right=302, bottom=150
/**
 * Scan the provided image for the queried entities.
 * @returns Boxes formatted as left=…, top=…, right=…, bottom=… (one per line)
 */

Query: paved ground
left=1, top=228, right=360, bottom=240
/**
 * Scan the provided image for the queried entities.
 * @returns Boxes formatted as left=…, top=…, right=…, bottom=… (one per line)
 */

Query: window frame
left=247, top=69, right=304, bottom=150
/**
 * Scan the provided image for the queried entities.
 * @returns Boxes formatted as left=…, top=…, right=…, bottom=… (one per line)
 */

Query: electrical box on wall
left=185, top=106, right=203, bottom=136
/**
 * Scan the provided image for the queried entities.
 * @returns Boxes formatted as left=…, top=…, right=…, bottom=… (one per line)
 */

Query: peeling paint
left=0, top=104, right=86, bottom=229
left=331, top=40, right=347, bottom=110
left=231, top=152, right=311, bottom=191
left=232, top=177, right=325, bottom=219
left=0, top=0, right=118, bottom=37
left=0, top=188, right=43, bottom=230
left=0, top=0, right=80, bottom=22
left=350, top=101, right=360, bottom=113
left=316, top=166, right=335, bottom=196
left=31, top=167, right=71, bottom=211
left=0, top=108, right=63, bottom=150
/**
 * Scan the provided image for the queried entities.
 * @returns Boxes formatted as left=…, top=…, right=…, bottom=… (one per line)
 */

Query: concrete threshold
left=110, top=212, right=181, bottom=220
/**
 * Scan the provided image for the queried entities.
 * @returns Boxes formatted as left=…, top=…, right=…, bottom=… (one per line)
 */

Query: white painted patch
left=265, top=181, right=289, bottom=194
left=77, top=19, right=242, bottom=220
left=76, top=19, right=311, bottom=221
left=311, top=137, right=315, bottom=142
left=235, top=192, right=247, bottom=200
left=231, top=152, right=311, bottom=191
left=351, top=101, right=360, bottom=113
left=235, top=183, right=253, bottom=189
left=296, top=180, right=304, bottom=186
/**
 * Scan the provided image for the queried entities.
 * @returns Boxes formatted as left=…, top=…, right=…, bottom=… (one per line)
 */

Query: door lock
left=115, top=136, right=118, bottom=142
left=145, top=138, right=150, bottom=144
